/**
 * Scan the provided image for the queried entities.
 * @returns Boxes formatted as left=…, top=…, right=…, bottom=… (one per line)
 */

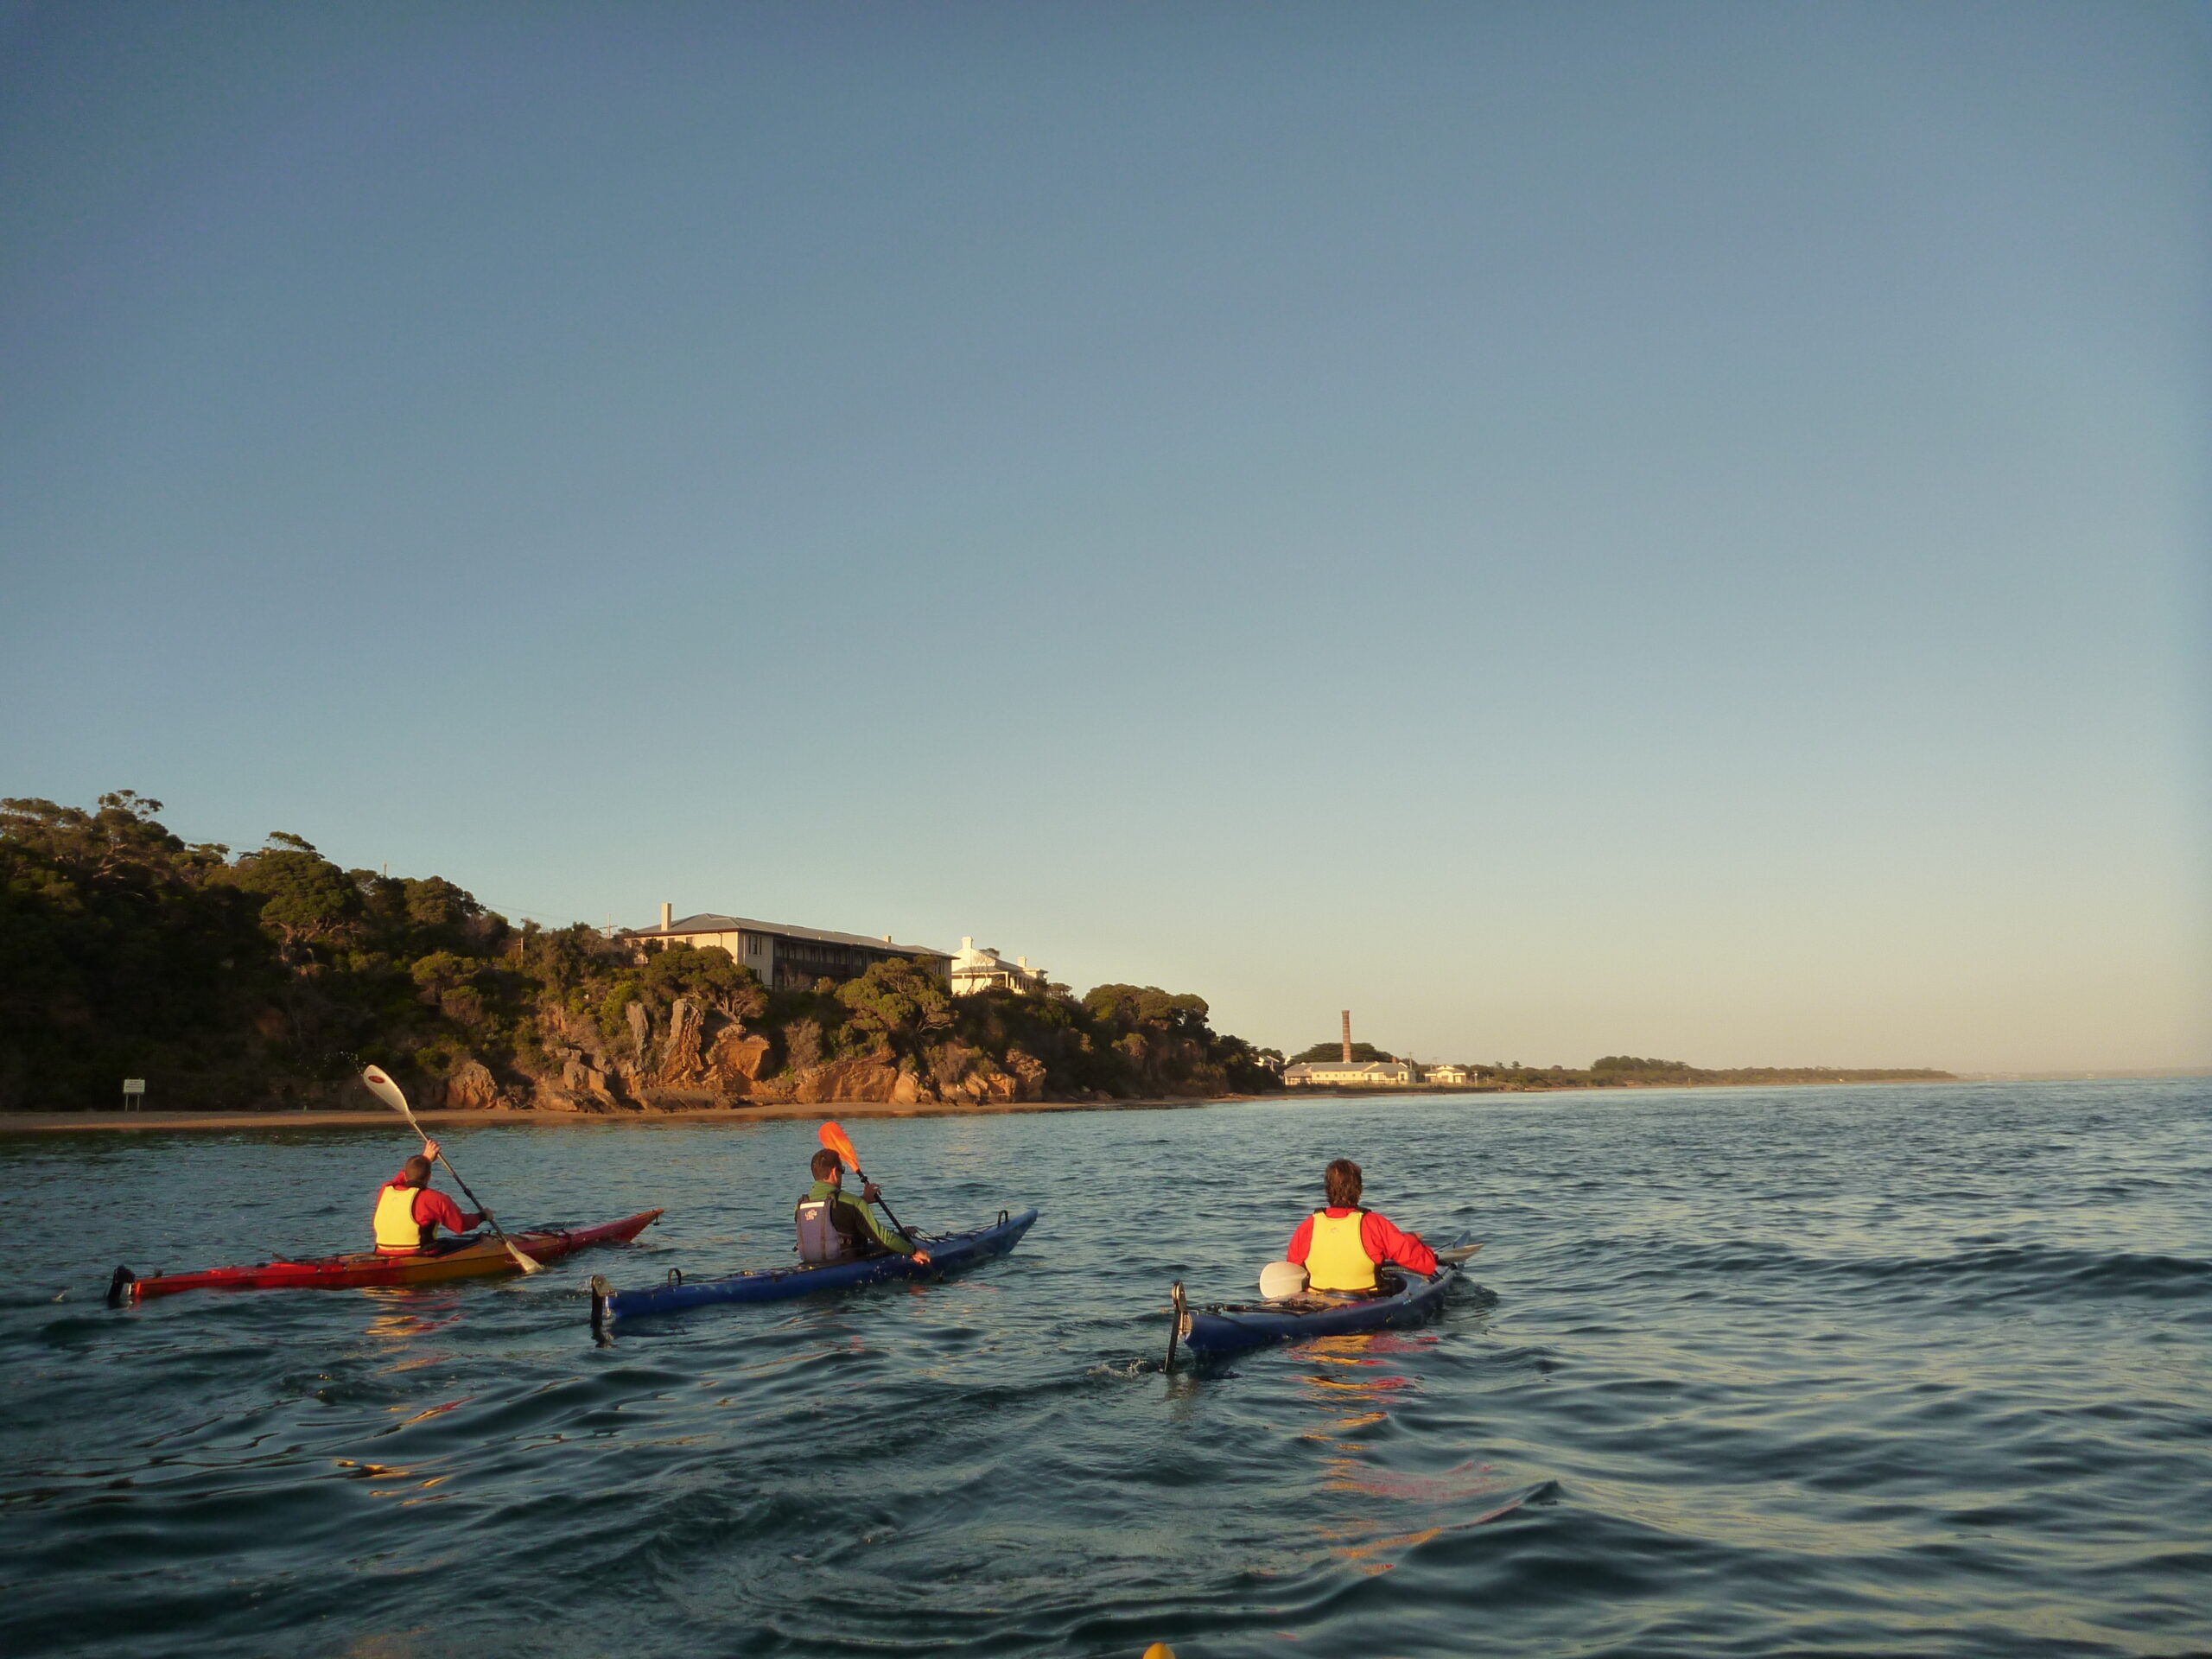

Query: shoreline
left=0, top=1073, right=1998, bottom=1134
left=0, top=1095, right=1264, bottom=1133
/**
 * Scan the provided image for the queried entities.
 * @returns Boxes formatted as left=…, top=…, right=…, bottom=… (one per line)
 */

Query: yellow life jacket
left=373, top=1181, right=431, bottom=1254
left=1305, top=1209, right=1376, bottom=1292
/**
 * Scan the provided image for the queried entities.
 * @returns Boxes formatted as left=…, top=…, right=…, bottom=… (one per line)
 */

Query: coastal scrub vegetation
left=0, top=793, right=1281, bottom=1112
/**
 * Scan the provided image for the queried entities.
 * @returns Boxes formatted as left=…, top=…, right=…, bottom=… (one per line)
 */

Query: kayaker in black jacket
left=796, top=1147, right=932, bottom=1266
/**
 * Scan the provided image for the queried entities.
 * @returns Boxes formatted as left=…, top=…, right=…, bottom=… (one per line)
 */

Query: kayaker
left=373, top=1141, right=491, bottom=1255
left=796, top=1148, right=931, bottom=1267
left=1284, top=1159, right=1436, bottom=1293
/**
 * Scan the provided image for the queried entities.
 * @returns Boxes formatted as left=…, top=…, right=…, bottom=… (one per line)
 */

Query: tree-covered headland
left=0, top=794, right=1281, bottom=1112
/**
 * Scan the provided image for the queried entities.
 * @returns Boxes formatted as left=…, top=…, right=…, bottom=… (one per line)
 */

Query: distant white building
left=626, top=905, right=951, bottom=992
left=950, top=937, right=1050, bottom=997
left=1422, top=1064, right=1472, bottom=1085
left=1284, top=1058, right=1417, bottom=1087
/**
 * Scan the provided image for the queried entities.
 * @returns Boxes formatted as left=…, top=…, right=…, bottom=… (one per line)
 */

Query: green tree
left=221, top=836, right=363, bottom=956
left=516, top=922, right=619, bottom=996
left=0, top=791, right=230, bottom=883
left=1289, top=1041, right=1392, bottom=1065
left=640, top=941, right=767, bottom=1020
left=594, top=943, right=767, bottom=1046
left=836, top=957, right=953, bottom=1056
left=0, top=793, right=277, bottom=1109
left=1082, top=984, right=1211, bottom=1037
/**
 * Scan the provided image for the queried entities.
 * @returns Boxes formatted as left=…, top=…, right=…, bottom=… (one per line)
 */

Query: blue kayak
left=590, top=1208, right=1038, bottom=1328
left=1173, top=1242, right=1478, bottom=1361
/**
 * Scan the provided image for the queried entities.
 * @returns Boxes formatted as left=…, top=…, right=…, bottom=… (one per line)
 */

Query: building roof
left=628, top=912, right=952, bottom=960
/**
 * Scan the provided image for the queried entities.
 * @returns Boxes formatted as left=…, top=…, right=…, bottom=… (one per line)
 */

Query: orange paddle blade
left=817, top=1120, right=860, bottom=1171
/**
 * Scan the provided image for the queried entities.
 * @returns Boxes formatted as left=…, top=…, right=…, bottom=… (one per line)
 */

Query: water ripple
left=1, top=1078, right=2207, bottom=1656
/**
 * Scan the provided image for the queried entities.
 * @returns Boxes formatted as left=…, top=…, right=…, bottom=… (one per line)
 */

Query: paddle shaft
left=847, top=1166, right=915, bottom=1246
left=387, top=1097, right=538, bottom=1274
left=429, top=1149, right=497, bottom=1233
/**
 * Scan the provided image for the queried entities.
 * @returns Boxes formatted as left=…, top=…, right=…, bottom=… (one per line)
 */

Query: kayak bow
left=108, top=1210, right=664, bottom=1304
left=1173, top=1240, right=1479, bottom=1360
left=591, top=1207, right=1038, bottom=1329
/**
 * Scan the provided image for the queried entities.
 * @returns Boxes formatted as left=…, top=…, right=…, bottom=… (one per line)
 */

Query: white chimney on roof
left=659, top=902, right=672, bottom=931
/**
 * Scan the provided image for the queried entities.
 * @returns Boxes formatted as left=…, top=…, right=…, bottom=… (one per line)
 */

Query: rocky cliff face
left=448, top=994, right=1058, bottom=1113
left=441, top=1058, right=503, bottom=1110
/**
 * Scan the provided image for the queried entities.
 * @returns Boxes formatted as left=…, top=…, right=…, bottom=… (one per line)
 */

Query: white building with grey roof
left=626, top=904, right=952, bottom=992
left=950, top=938, right=1050, bottom=997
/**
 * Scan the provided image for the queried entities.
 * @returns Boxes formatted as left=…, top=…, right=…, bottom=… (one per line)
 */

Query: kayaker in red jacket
left=1285, top=1159, right=1437, bottom=1293
left=373, top=1141, right=489, bottom=1255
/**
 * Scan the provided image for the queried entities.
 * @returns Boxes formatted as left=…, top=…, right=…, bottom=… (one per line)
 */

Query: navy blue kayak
left=590, top=1208, right=1038, bottom=1328
left=1172, top=1241, right=1479, bottom=1361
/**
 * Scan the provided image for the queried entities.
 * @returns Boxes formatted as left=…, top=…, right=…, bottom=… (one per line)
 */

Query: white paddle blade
left=1258, top=1260, right=1309, bottom=1300
left=1438, top=1243, right=1484, bottom=1265
left=360, top=1065, right=412, bottom=1116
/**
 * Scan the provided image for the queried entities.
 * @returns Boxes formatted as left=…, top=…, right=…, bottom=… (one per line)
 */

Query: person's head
left=402, top=1154, right=433, bottom=1188
left=810, top=1147, right=843, bottom=1182
left=1325, top=1158, right=1363, bottom=1209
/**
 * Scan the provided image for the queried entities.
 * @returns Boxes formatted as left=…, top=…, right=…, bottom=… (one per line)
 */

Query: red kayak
left=107, top=1210, right=664, bottom=1304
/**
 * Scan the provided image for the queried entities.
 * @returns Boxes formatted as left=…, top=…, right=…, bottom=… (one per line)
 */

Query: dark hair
left=403, top=1154, right=433, bottom=1186
left=1324, top=1159, right=1363, bottom=1209
left=810, top=1147, right=842, bottom=1179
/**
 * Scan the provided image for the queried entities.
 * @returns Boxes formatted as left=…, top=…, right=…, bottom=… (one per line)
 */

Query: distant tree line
left=0, top=793, right=1281, bottom=1111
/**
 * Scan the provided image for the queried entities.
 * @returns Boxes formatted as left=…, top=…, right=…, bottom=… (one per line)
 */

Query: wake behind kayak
left=590, top=1207, right=1038, bottom=1330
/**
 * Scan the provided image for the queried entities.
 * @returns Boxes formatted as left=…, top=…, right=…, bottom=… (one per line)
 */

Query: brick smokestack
left=1341, top=1010, right=1352, bottom=1064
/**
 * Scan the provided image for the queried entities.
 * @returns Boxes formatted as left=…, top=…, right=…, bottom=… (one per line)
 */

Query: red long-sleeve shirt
left=383, top=1174, right=482, bottom=1238
left=1285, top=1207, right=1439, bottom=1276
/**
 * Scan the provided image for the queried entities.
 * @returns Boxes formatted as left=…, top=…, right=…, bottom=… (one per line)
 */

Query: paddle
left=360, top=1064, right=540, bottom=1275
left=816, top=1120, right=917, bottom=1247
left=1437, top=1242, right=1484, bottom=1266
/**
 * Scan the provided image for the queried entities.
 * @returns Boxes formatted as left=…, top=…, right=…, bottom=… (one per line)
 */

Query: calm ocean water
left=1, top=1079, right=2206, bottom=1658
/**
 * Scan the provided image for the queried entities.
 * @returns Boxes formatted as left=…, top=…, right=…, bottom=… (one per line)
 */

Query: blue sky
left=3, top=2, right=2206, bottom=1071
